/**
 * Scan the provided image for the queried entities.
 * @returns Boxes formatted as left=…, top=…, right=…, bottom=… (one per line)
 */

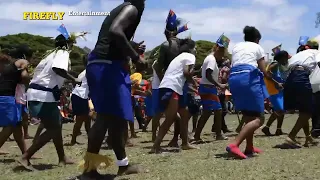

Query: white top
left=288, top=49, right=320, bottom=72
left=27, top=50, right=70, bottom=102
left=200, top=54, right=219, bottom=85
left=310, top=52, right=320, bottom=92
left=231, top=42, right=265, bottom=68
left=159, top=52, right=196, bottom=95
left=151, top=61, right=160, bottom=89
left=72, top=70, right=89, bottom=99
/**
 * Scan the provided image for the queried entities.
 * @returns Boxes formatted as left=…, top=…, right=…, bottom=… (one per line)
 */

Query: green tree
left=0, top=33, right=87, bottom=74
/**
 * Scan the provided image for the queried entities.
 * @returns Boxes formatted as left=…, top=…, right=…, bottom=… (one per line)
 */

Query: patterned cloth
left=218, top=66, right=230, bottom=95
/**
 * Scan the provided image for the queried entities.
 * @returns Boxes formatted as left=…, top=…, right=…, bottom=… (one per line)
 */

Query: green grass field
left=1, top=114, right=320, bottom=180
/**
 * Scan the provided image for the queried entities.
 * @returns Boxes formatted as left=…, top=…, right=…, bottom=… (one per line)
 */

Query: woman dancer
left=194, top=35, right=229, bottom=142
left=70, top=55, right=91, bottom=145
left=226, top=26, right=272, bottom=159
left=283, top=40, right=319, bottom=147
left=0, top=54, right=29, bottom=155
left=262, top=50, right=290, bottom=136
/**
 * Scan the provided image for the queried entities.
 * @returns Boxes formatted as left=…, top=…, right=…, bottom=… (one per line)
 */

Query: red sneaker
left=226, top=144, right=247, bottom=159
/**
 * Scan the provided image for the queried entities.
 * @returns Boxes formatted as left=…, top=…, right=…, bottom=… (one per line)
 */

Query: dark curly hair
left=243, top=26, right=261, bottom=42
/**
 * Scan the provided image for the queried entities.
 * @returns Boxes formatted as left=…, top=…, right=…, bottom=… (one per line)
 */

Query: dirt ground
left=1, top=114, right=320, bottom=180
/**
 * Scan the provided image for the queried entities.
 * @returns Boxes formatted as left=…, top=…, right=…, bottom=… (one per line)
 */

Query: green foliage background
left=0, top=33, right=88, bottom=75
left=0, top=33, right=232, bottom=76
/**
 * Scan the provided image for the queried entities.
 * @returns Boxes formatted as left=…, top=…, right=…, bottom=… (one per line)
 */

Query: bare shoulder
left=15, top=59, right=29, bottom=68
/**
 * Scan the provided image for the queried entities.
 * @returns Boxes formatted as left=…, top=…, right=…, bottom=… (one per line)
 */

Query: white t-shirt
left=27, top=50, right=70, bottom=102
left=288, top=49, right=320, bottom=72
left=200, top=54, right=219, bottom=85
left=72, top=70, right=89, bottom=99
left=151, top=61, right=160, bottom=89
left=232, top=42, right=265, bottom=68
left=159, top=52, right=196, bottom=95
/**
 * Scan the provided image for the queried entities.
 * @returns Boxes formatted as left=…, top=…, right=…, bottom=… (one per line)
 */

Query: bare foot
left=117, top=164, right=148, bottom=176
left=131, top=134, right=138, bottom=138
left=149, top=147, right=162, bottom=154
left=17, top=157, right=36, bottom=171
left=181, top=144, right=199, bottom=150
left=191, top=138, right=205, bottom=144
left=58, top=157, right=74, bottom=166
left=304, top=136, right=319, bottom=147
left=216, top=134, right=228, bottom=140
left=24, top=135, right=33, bottom=139
left=167, top=140, right=179, bottom=148
left=126, top=140, right=134, bottom=147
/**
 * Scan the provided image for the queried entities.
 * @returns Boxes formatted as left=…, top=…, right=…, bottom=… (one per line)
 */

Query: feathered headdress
left=57, top=24, right=89, bottom=43
left=165, top=9, right=189, bottom=34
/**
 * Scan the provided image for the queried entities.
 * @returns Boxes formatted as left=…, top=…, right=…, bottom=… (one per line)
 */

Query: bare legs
left=70, top=114, right=91, bottom=145
left=0, top=125, right=26, bottom=154
left=262, top=111, right=285, bottom=136
left=227, top=114, right=264, bottom=159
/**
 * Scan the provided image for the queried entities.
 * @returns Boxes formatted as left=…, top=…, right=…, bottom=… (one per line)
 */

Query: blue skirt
left=229, top=64, right=269, bottom=113
left=71, top=94, right=89, bottom=116
left=86, top=57, right=133, bottom=122
left=269, top=91, right=284, bottom=111
left=199, top=84, right=221, bottom=111
left=284, top=69, right=313, bottom=113
left=0, top=96, right=21, bottom=127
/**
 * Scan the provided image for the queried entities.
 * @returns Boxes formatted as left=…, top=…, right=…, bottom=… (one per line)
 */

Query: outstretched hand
left=137, top=41, right=146, bottom=54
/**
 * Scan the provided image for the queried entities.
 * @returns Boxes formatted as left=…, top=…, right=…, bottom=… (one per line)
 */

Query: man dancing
left=80, top=0, right=147, bottom=178
left=152, top=9, right=189, bottom=146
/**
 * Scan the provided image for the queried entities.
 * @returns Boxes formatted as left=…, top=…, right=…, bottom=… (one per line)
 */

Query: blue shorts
left=71, top=94, right=89, bottom=116
left=269, top=91, right=284, bottom=111
left=86, top=57, right=133, bottom=122
left=152, top=89, right=163, bottom=114
left=144, top=95, right=154, bottom=117
left=158, top=88, right=187, bottom=112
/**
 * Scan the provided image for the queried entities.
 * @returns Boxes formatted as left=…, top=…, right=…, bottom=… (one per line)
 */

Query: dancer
left=151, top=60, right=161, bottom=141
left=69, top=55, right=91, bottom=145
left=151, top=38, right=199, bottom=153
left=262, top=50, right=290, bottom=136
left=79, top=0, right=146, bottom=178
left=18, top=27, right=84, bottom=169
left=283, top=39, right=319, bottom=147
left=152, top=9, right=189, bottom=147
left=0, top=53, right=29, bottom=155
left=212, top=59, right=232, bottom=133
left=8, top=45, right=34, bottom=139
left=194, top=34, right=229, bottom=142
left=226, top=26, right=271, bottom=159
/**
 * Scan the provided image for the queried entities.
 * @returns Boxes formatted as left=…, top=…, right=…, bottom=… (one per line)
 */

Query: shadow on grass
left=0, top=158, right=15, bottom=164
left=66, top=174, right=116, bottom=180
left=13, top=163, right=54, bottom=172
left=147, top=147, right=181, bottom=154
left=273, top=143, right=302, bottom=149
left=140, top=139, right=169, bottom=144
left=214, top=153, right=251, bottom=160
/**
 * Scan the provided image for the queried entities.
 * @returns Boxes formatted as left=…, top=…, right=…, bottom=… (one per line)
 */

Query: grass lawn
left=1, top=114, right=320, bottom=180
